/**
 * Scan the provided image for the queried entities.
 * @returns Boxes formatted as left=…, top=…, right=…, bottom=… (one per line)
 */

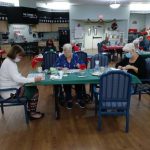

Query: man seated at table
left=115, top=37, right=125, bottom=46
left=55, top=43, right=85, bottom=109
left=101, top=36, right=111, bottom=47
left=116, top=43, right=146, bottom=79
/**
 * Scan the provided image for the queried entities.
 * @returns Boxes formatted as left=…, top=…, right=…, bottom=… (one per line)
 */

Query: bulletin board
left=75, top=26, right=84, bottom=39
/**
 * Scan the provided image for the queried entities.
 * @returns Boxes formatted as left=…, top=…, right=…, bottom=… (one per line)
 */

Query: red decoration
left=31, top=56, right=43, bottom=68
left=79, top=64, right=86, bottom=70
left=147, top=36, right=150, bottom=41
left=128, top=29, right=137, bottom=33
left=111, top=22, right=118, bottom=30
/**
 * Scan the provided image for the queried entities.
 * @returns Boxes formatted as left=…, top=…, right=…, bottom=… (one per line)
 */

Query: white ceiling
left=36, top=0, right=150, bottom=6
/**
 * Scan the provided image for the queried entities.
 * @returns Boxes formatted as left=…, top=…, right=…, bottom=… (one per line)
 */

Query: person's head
left=120, top=37, right=123, bottom=42
left=138, top=36, right=143, bottom=42
left=7, top=45, right=25, bottom=62
left=46, top=39, right=54, bottom=47
left=71, top=40, right=76, bottom=47
left=105, top=36, right=109, bottom=42
left=63, top=43, right=72, bottom=58
left=123, top=43, right=137, bottom=59
left=133, top=38, right=139, bottom=49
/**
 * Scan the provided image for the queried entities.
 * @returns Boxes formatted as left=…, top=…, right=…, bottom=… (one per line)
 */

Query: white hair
left=133, top=38, right=139, bottom=44
left=139, top=36, right=143, bottom=41
left=71, top=40, right=76, bottom=45
left=123, top=43, right=136, bottom=52
left=63, top=43, right=72, bottom=52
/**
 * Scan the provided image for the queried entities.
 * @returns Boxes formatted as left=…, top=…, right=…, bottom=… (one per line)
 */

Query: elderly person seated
left=133, top=38, right=141, bottom=54
left=0, top=45, right=44, bottom=120
left=56, top=43, right=85, bottom=109
left=116, top=43, right=146, bottom=79
left=115, top=37, right=125, bottom=46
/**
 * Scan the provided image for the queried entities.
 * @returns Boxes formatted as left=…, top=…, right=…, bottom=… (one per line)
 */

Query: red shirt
left=72, top=45, right=80, bottom=52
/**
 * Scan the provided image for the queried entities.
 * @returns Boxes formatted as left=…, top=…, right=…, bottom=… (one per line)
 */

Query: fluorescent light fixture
left=130, top=3, right=150, bottom=12
left=110, top=0, right=120, bottom=9
left=110, top=3, right=120, bottom=9
left=0, top=0, right=19, bottom=6
left=36, top=2, right=71, bottom=10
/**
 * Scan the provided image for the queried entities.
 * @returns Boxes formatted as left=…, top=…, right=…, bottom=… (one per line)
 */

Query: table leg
left=54, top=85, right=60, bottom=120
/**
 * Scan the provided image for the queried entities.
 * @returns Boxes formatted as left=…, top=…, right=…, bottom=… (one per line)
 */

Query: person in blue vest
left=56, top=43, right=85, bottom=109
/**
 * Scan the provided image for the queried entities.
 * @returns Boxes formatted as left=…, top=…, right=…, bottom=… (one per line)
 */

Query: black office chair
left=0, top=88, right=29, bottom=124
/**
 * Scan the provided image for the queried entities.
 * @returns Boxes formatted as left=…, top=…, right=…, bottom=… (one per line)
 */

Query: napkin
left=50, top=75, right=62, bottom=80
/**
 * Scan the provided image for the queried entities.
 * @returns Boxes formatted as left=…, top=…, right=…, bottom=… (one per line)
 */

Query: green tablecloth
left=26, top=69, right=141, bottom=86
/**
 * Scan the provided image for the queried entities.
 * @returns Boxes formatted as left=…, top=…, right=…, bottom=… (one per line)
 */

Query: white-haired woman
left=56, top=43, right=85, bottom=109
left=133, top=38, right=141, bottom=54
left=71, top=40, right=80, bottom=52
left=116, top=43, right=146, bottom=79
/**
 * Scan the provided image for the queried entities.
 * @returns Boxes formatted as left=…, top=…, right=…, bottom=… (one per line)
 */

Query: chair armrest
left=140, top=78, right=150, bottom=83
left=0, top=88, right=20, bottom=101
left=0, top=88, right=18, bottom=92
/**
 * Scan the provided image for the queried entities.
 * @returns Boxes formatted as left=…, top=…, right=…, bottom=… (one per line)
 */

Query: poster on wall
left=75, top=26, right=84, bottom=39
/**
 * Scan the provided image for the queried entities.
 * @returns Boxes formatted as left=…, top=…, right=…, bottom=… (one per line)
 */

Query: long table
left=139, top=51, right=150, bottom=59
left=102, top=45, right=124, bottom=60
left=26, top=69, right=141, bottom=119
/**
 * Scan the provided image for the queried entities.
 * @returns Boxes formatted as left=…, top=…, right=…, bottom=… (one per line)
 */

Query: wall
left=8, top=24, right=38, bottom=43
left=145, top=14, right=150, bottom=29
left=70, top=5, right=130, bottom=50
left=129, top=13, right=146, bottom=31
left=19, top=0, right=36, bottom=8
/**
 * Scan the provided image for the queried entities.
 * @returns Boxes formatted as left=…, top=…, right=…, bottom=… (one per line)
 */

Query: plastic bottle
left=94, top=60, right=99, bottom=72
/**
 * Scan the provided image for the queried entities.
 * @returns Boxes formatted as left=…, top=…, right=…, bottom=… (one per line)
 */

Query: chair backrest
left=99, top=71, right=132, bottom=109
left=97, top=42, right=103, bottom=53
left=42, top=51, right=59, bottom=70
left=90, top=54, right=108, bottom=68
left=145, top=58, right=150, bottom=79
left=0, top=88, right=29, bottom=124
left=75, top=51, right=88, bottom=67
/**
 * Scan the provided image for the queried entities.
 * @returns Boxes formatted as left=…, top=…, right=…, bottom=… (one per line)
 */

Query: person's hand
left=34, top=76, right=42, bottom=82
left=76, top=63, right=80, bottom=68
left=124, top=65, right=134, bottom=70
left=118, top=66, right=122, bottom=69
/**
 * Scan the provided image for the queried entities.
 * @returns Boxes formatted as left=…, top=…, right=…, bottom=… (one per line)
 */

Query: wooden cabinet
left=32, top=23, right=69, bottom=32
left=32, top=23, right=52, bottom=32
left=0, top=21, right=8, bottom=32
left=51, top=23, right=69, bottom=31
left=1, top=44, right=11, bottom=55
left=38, top=41, right=46, bottom=47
